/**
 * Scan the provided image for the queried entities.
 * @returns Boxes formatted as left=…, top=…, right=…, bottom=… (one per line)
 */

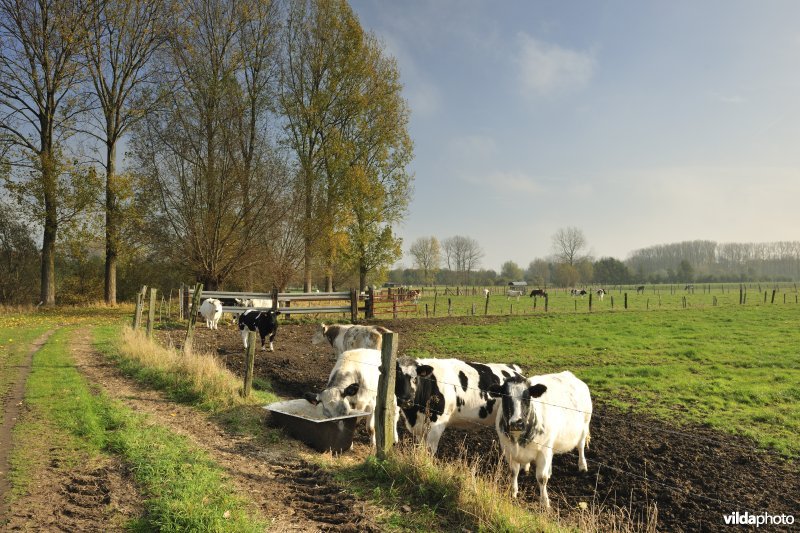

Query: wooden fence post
left=178, top=283, right=184, bottom=320
left=133, top=285, right=147, bottom=330
left=484, top=292, right=489, bottom=315
left=624, top=293, right=628, bottom=309
left=351, top=288, right=358, bottom=321
left=367, top=287, right=375, bottom=319
left=146, top=287, right=157, bottom=338
left=589, top=293, right=593, bottom=312
left=242, top=331, right=257, bottom=397
left=375, top=331, right=398, bottom=459
left=544, top=294, right=549, bottom=312
left=610, top=295, right=614, bottom=309
left=771, top=289, right=776, bottom=304
left=183, top=283, right=203, bottom=354
left=425, top=303, right=429, bottom=318
left=433, top=291, right=438, bottom=316
left=447, top=298, right=452, bottom=316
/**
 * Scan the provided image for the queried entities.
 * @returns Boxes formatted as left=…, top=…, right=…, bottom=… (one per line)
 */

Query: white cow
left=198, top=298, right=223, bottom=329
left=311, top=323, right=388, bottom=357
left=395, top=357, right=523, bottom=455
left=304, top=348, right=398, bottom=448
left=507, top=289, right=523, bottom=300
left=489, top=371, right=592, bottom=507
left=245, top=298, right=272, bottom=308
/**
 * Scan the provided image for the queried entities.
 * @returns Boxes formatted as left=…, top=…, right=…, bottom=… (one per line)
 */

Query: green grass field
left=404, top=303, right=800, bottom=456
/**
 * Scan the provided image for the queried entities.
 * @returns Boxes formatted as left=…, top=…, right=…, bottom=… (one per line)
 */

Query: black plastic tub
left=264, top=399, right=369, bottom=453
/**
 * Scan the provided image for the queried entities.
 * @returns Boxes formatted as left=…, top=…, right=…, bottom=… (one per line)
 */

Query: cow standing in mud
left=394, top=357, right=523, bottom=454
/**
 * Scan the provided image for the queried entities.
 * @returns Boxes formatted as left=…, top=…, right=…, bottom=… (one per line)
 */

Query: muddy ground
left=159, top=317, right=800, bottom=533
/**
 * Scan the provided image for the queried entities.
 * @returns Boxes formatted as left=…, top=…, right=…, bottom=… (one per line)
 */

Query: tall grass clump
left=362, top=444, right=563, bottom=532
left=96, top=326, right=278, bottom=412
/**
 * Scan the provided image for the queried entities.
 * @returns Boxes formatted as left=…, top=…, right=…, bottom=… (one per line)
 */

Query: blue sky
left=350, top=0, right=800, bottom=271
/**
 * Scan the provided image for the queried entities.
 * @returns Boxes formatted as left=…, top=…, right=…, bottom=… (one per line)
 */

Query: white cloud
left=463, top=170, right=544, bottom=195
left=516, top=33, right=596, bottom=95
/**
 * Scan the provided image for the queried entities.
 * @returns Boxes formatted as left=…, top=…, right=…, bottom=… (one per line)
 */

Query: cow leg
left=260, top=333, right=267, bottom=351
left=425, top=424, right=446, bottom=455
left=269, top=330, right=276, bottom=352
left=578, top=425, right=589, bottom=472
left=510, top=460, right=521, bottom=498
left=367, top=412, right=376, bottom=448
left=536, top=449, right=553, bottom=508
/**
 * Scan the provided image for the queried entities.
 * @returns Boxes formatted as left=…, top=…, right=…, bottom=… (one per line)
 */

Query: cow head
left=489, top=376, right=547, bottom=442
left=394, top=357, right=434, bottom=410
left=311, top=323, right=328, bottom=345
left=304, top=379, right=360, bottom=418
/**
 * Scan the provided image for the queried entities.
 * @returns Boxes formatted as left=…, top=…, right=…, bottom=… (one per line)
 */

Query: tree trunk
left=359, top=262, right=368, bottom=292
left=40, top=150, right=57, bottom=305
left=104, top=141, right=118, bottom=305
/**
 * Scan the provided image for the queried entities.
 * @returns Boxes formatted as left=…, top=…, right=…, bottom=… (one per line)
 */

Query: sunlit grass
left=407, top=305, right=800, bottom=456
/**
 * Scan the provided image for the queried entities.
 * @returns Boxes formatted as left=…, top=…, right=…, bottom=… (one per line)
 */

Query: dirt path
left=0, top=331, right=53, bottom=517
left=68, top=328, right=378, bottom=532
left=2, top=330, right=144, bottom=531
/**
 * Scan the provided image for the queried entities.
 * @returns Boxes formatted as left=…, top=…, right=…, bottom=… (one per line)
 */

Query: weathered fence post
left=133, top=285, right=147, bottom=330
left=350, top=288, right=358, bottom=321
left=375, top=331, right=398, bottom=459
left=589, top=293, right=593, bottom=312
left=764, top=291, right=767, bottom=303
left=624, top=293, right=628, bottom=309
left=242, top=331, right=258, bottom=397
left=433, top=291, right=438, bottom=316
left=178, top=283, right=184, bottom=320
left=771, top=289, right=776, bottom=304
left=448, top=298, right=452, bottom=316
left=544, top=294, right=549, bottom=312
left=367, top=287, right=375, bottom=319
left=146, top=287, right=157, bottom=338
left=425, top=303, right=429, bottom=318
left=471, top=303, right=475, bottom=316
left=484, top=292, right=490, bottom=315
left=610, top=295, right=614, bottom=309
left=183, top=283, right=203, bottom=354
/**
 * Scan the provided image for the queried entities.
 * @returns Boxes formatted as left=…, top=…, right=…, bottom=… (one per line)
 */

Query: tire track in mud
left=69, top=328, right=379, bottom=532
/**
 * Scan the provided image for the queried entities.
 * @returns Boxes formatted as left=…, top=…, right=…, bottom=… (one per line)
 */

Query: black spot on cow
left=456, top=396, right=465, bottom=411
left=458, top=371, right=468, bottom=392
left=501, top=370, right=511, bottom=378
left=467, top=362, right=502, bottom=400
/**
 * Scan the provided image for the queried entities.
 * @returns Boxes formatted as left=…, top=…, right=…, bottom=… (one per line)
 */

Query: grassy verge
left=93, top=325, right=279, bottom=435
left=407, top=305, right=800, bottom=456
left=12, top=326, right=266, bottom=531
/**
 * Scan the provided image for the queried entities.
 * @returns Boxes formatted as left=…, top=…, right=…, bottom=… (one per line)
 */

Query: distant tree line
left=392, top=232, right=800, bottom=288
left=0, top=0, right=412, bottom=305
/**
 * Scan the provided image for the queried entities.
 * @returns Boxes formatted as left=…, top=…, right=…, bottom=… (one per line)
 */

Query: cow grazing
left=489, top=371, right=592, bottom=507
left=684, top=284, right=694, bottom=291
left=198, top=298, right=223, bottom=329
left=596, top=289, right=606, bottom=300
left=529, top=289, right=547, bottom=298
left=394, top=357, right=523, bottom=455
left=570, top=289, right=587, bottom=297
left=636, top=285, right=645, bottom=294
left=507, top=289, right=523, bottom=300
left=304, top=348, right=398, bottom=448
left=238, top=309, right=281, bottom=351
left=311, top=323, right=388, bottom=357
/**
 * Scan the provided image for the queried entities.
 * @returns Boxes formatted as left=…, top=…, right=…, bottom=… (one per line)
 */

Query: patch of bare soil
left=159, top=319, right=800, bottom=533
left=71, top=328, right=378, bottom=532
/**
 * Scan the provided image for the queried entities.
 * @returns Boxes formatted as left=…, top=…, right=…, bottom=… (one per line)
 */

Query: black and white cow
left=570, top=289, right=587, bottom=297
left=238, top=309, right=281, bottom=351
left=489, top=371, right=592, bottom=507
left=529, top=289, right=547, bottom=298
left=595, top=288, right=606, bottom=300
left=311, top=323, right=388, bottom=357
left=304, top=348, right=398, bottom=448
left=394, top=357, right=523, bottom=455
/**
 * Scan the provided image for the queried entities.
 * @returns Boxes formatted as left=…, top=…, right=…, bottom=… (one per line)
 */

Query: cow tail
left=585, top=431, right=591, bottom=450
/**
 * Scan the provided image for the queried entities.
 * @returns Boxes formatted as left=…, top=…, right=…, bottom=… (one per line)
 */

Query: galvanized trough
left=264, top=399, right=369, bottom=453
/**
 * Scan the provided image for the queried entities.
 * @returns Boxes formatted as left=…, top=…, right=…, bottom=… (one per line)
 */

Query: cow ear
left=416, top=365, right=434, bottom=378
left=488, top=384, right=504, bottom=398
left=527, top=384, right=547, bottom=398
left=342, top=383, right=360, bottom=397
left=304, top=392, right=319, bottom=405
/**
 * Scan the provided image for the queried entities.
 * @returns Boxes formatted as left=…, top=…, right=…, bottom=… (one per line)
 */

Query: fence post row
left=183, top=282, right=203, bottom=354
left=133, top=285, right=147, bottom=330
left=375, top=331, right=398, bottom=459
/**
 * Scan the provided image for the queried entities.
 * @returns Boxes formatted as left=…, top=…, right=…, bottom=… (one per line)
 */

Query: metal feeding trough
left=264, top=399, right=369, bottom=453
